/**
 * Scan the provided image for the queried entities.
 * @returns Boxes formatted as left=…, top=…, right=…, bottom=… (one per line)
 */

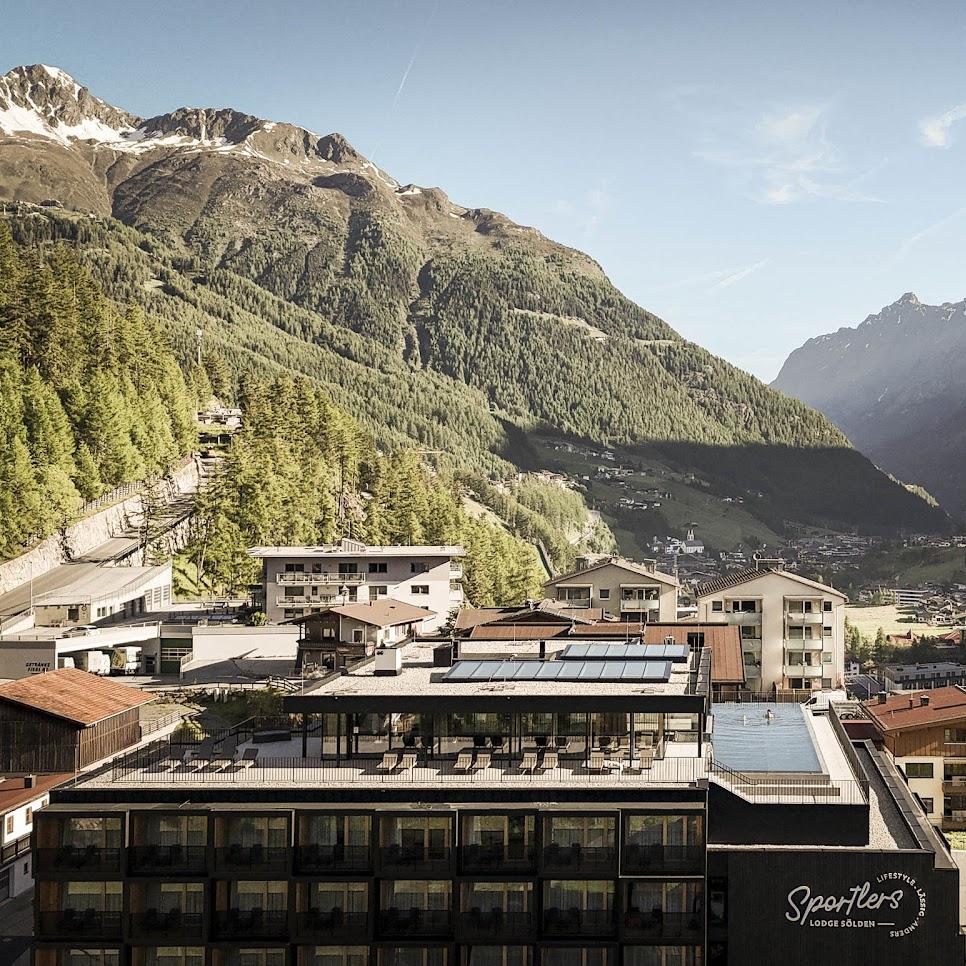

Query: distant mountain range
left=773, top=292, right=966, bottom=516
left=0, top=64, right=947, bottom=541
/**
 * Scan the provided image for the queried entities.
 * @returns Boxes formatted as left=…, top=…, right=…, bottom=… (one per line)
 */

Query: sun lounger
left=589, top=750, right=606, bottom=772
left=541, top=749, right=558, bottom=771
left=212, top=735, right=240, bottom=770
left=520, top=751, right=538, bottom=773
left=399, top=751, right=418, bottom=771
left=455, top=750, right=474, bottom=772
left=378, top=752, right=400, bottom=772
left=475, top=751, right=491, bottom=770
left=186, top=738, right=216, bottom=770
left=237, top=747, right=259, bottom=770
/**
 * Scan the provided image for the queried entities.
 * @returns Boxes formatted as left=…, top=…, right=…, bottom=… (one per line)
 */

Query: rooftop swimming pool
left=712, top=703, right=823, bottom=774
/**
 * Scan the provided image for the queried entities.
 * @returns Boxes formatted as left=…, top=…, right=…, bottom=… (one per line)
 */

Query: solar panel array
left=441, top=659, right=673, bottom=684
left=558, top=642, right=689, bottom=663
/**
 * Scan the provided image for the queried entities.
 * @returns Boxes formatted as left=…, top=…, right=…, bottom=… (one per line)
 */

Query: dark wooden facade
left=0, top=702, right=142, bottom=772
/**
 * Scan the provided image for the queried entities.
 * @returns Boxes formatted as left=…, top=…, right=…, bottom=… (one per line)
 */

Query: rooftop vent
left=374, top=647, right=402, bottom=677
left=24, top=775, right=35, bottom=788
left=877, top=692, right=888, bottom=704
left=908, top=696, right=915, bottom=709
left=921, top=694, right=930, bottom=707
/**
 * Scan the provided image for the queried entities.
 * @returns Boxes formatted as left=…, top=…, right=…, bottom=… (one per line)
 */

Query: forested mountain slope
left=0, top=64, right=947, bottom=539
left=774, top=292, right=966, bottom=514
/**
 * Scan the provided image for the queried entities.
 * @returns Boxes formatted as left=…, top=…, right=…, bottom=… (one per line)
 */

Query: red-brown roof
left=453, top=603, right=603, bottom=631
left=0, top=668, right=155, bottom=726
left=0, top=773, right=73, bottom=814
left=639, top=624, right=744, bottom=684
left=329, top=599, right=435, bottom=628
left=467, top=624, right=572, bottom=641
left=864, top=685, right=966, bottom=733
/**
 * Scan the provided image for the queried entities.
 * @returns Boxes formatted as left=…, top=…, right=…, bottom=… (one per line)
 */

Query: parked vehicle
left=110, top=645, right=142, bottom=675
left=56, top=656, right=75, bottom=670
left=76, top=650, right=111, bottom=675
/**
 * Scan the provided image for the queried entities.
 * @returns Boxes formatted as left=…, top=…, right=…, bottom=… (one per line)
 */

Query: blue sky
left=4, top=0, right=966, bottom=379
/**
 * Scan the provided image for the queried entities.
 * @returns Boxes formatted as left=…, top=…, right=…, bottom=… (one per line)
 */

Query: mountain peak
left=897, top=291, right=920, bottom=305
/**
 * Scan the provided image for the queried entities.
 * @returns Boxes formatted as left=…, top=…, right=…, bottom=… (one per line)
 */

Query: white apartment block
left=543, top=557, right=679, bottom=622
left=0, top=774, right=63, bottom=902
left=249, top=539, right=465, bottom=633
left=695, top=566, right=846, bottom=693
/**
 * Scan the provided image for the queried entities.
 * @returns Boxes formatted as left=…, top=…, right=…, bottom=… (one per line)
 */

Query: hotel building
left=29, top=633, right=963, bottom=966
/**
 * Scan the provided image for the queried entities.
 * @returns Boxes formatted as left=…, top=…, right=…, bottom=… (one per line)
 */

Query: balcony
left=128, top=844, right=208, bottom=876
left=378, top=908, right=452, bottom=938
left=785, top=611, right=823, bottom=624
left=458, top=909, right=535, bottom=941
left=379, top=844, right=453, bottom=875
left=214, top=908, right=289, bottom=939
left=783, top=665, right=823, bottom=679
left=619, top=599, right=660, bottom=613
left=213, top=845, right=290, bottom=875
left=542, top=907, right=614, bottom=937
left=461, top=844, right=537, bottom=875
left=557, top=597, right=591, bottom=609
left=450, top=565, right=464, bottom=580
left=296, top=909, right=369, bottom=941
left=295, top=843, right=371, bottom=874
left=35, top=846, right=122, bottom=876
left=942, top=778, right=966, bottom=794
left=277, top=572, right=366, bottom=585
left=129, top=910, right=204, bottom=941
left=622, top=910, right=703, bottom=941
left=944, top=743, right=966, bottom=757
left=621, top=844, right=704, bottom=875
left=541, top=844, right=617, bottom=875
left=277, top=595, right=336, bottom=607
left=784, top=639, right=823, bottom=652
left=38, top=910, right=122, bottom=939
left=725, top=612, right=761, bottom=625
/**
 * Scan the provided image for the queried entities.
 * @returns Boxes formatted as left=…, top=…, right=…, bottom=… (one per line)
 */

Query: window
left=905, top=762, right=934, bottom=779
left=599, top=589, right=610, bottom=600
left=305, top=947, right=369, bottom=966
left=920, top=797, right=934, bottom=814
left=823, top=625, right=832, bottom=637
left=711, top=601, right=723, bottom=612
left=352, top=629, right=365, bottom=644
left=739, top=625, right=760, bottom=640
left=412, top=585, right=430, bottom=595
left=312, top=562, right=323, bottom=573
left=4, top=815, right=12, bottom=835
left=25, top=808, right=32, bottom=825
left=285, top=563, right=305, bottom=573
left=410, top=562, right=429, bottom=574
left=371, top=586, right=388, bottom=599
left=823, top=600, right=833, bottom=612
left=732, top=600, right=757, bottom=613
left=369, top=562, right=388, bottom=574
left=686, top=632, right=704, bottom=647
left=821, top=652, right=832, bottom=664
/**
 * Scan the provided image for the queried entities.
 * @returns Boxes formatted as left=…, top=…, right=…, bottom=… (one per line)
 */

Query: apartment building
left=543, top=558, right=679, bottom=622
left=0, top=773, right=67, bottom=903
left=30, top=637, right=964, bottom=966
left=864, top=685, right=966, bottom=830
left=880, top=662, right=966, bottom=691
left=250, top=540, right=465, bottom=632
left=695, top=566, right=846, bottom=694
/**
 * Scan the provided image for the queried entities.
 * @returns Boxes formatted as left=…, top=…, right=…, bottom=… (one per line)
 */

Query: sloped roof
left=466, top=624, right=572, bottom=641
left=0, top=773, right=73, bottom=813
left=696, top=567, right=846, bottom=599
left=641, top=623, right=744, bottom=684
left=545, top=557, right=679, bottom=588
left=864, top=686, right=966, bottom=733
left=453, top=602, right=603, bottom=631
left=329, top=599, right=435, bottom=628
left=0, top=668, right=154, bottom=726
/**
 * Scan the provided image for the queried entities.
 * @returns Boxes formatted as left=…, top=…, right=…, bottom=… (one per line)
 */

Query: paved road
left=0, top=888, right=33, bottom=966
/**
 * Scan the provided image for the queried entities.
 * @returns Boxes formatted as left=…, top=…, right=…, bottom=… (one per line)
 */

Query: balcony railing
left=784, top=639, right=824, bottom=651
left=621, top=844, right=704, bottom=875
left=783, top=665, right=823, bottom=678
left=35, top=846, right=122, bottom=875
left=378, top=908, right=452, bottom=937
left=128, top=910, right=204, bottom=940
left=619, top=599, right=660, bottom=611
left=460, top=843, right=537, bottom=874
left=379, top=843, right=453, bottom=874
left=622, top=910, right=703, bottom=940
left=213, top=844, right=290, bottom=874
left=942, top=778, right=966, bottom=794
left=214, top=908, right=289, bottom=939
left=725, top=612, right=761, bottom=625
left=128, top=844, right=208, bottom=875
left=277, top=573, right=366, bottom=585
left=296, top=909, right=369, bottom=940
left=450, top=565, right=464, bottom=580
left=277, top=595, right=336, bottom=607
left=38, top=910, right=123, bottom=938
left=944, top=743, right=966, bottom=757
left=296, top=843, right=371, bottom=874
left=542, top=844, right=617, bottom=874
left=542, top=907, right=614, bottom=937
left=785, top=611, right=823, bottom=624
left=458, top=909, right=535, bottom=940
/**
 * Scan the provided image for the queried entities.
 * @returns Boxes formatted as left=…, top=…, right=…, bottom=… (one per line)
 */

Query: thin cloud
left=712, top=259, right=767, bottom=289
left=680, top=94, right=884, bottom=205
left=920, top=103, right=966, bottom=148
left=890, top=204, right=966, bottom=265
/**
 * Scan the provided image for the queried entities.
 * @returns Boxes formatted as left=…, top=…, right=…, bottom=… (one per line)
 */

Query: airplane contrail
left=391, top=0, right=440, bottom=108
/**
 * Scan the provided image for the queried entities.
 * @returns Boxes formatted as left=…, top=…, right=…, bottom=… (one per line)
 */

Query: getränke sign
left=785, top=873, right=926, bottom=938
